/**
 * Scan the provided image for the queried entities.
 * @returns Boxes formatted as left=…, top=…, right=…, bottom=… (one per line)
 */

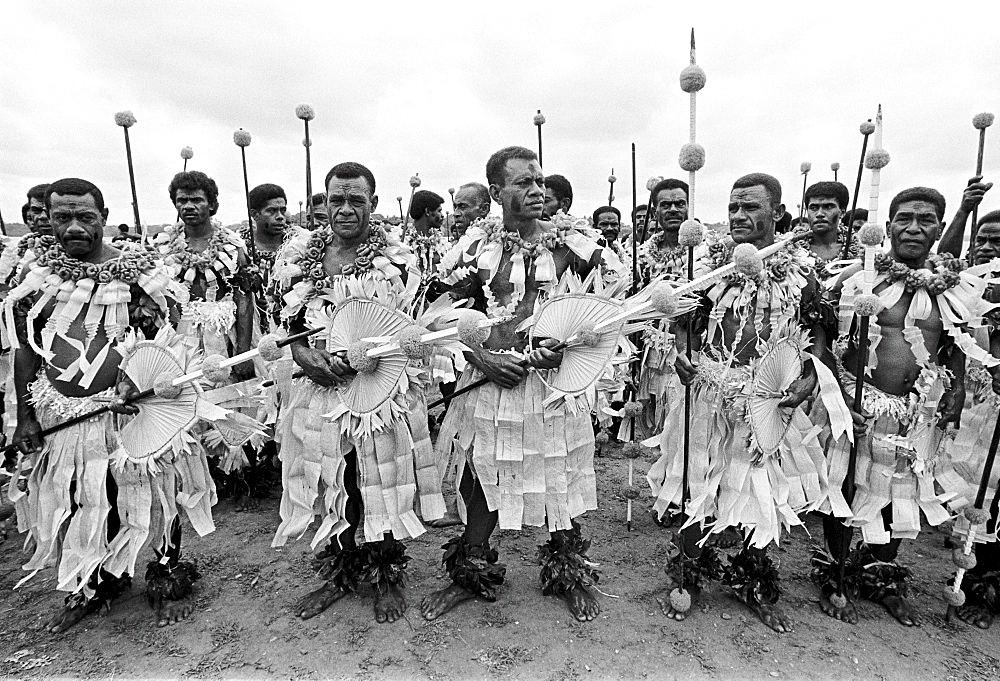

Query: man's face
left=426, top=204, right=444, bottom=229
left=728, top=185, right=780, bottom=244
left=174, top=188, right=217, bottom=228
left=252, top=197, right=287, bottom=237
left=655, top=188, right=689, bottom=237
left=634, top=207, right=648, bottom=229
left=542, top=186, right=565, bottom=218
left=596, top=211, right=621, bottom=241
left=973, top=222, right=1000, bottom=266
left=453, top=187, right=489, bottom=230
left=851, top=218, right=866, bottom=232
left=49, top=192, right=107, bottom=258
left=27, top=197, right=52, bottom=235
left=493, top=159, right=545, bottom=222
left=888, top=200, right=941, bottom=263
left=806, top=196, right=843, bottom=237
left=327, top=175, right=377, bottom=243
left=312, top=204, right=329, bottom=227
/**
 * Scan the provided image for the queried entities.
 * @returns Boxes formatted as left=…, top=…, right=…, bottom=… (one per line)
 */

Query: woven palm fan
left=529, top=293, right=625, bottom=396
left=745, top=337, right=803, bottom=457
left=327, top=298, right=414, bottom=414
left=117, top=342, right=201, bottom=461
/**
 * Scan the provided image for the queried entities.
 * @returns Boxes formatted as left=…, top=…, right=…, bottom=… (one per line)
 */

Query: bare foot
left=655, top=575, right=689, bottom=621
left=561, top=584, right=600, bottom=622
left=156, top=598, right=195, bottom=627
left=955, top=603, right=994, bottom=629
left=45, top=600, right=101, bottom=634
left=296, top=583, right=347, bottom=619
left=882, top=595, right=920, bottom=627
left=426, top=511, right=463, bottom=529
left=747, top=601, right=793, bottom=633
left=819, top=590, right=858, bottom=625
left=374, top=584, right=406, bottom=623
left=421, top=583, right=475, bottom=620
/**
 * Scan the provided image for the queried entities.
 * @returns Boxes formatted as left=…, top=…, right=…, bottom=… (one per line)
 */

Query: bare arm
left=938, top=177, right=993, bottom=257
left=232, top=251, right=255, bottom=380
left=937, top=335, right=966, bottom=428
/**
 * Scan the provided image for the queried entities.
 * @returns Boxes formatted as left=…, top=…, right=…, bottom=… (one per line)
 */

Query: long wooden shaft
left=123, top=128, right=143, bottom=239
left=240, top=147, right=258, bottom=263
left=840, top=127, right=872, bottom=260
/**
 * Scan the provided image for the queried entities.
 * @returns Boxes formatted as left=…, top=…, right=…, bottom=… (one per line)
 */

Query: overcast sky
left=2, top=1, right=999, bottom=230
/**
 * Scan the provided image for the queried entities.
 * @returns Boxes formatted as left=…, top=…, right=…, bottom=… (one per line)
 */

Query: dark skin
left=421, top=156, right=603, bottom=623
left=936, top=176, right=993, bottom=257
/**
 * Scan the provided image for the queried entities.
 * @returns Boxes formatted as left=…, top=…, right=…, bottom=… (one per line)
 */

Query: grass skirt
left=436, top=368, right=596, bottom=532
left=272, top=377, right=442, bottom=549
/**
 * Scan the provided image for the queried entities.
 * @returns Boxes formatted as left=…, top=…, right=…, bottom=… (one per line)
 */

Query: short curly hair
left=889, top=187, right=946, bottom=221
left=804, top=181, right=849, bottom=210
left=169, top=171, right=219, bottom=206
left=248, top=183, right=286, bottom=212
left=409, top=190, right=444, bottom=220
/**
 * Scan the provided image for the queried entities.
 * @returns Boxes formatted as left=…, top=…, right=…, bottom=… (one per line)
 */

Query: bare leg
left=731, top=540, right=793, bottom=634
left=658, top=524, right=705, bottom=622
left=818, top=514, right=858, bottom=624
left=868, top=539, right=919, bottom=627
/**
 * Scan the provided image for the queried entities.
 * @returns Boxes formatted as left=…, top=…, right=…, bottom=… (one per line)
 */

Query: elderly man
left=593, top=205, right=621, bottom=245
left=423, top=146, right=611, bottom=623
left=452, top=182, right=491, bottom=239
left=542, top=173, right=573, bottom=218
left=272, top=162, right=440, bottom=625
left=4, top=178, right=213, bottom=631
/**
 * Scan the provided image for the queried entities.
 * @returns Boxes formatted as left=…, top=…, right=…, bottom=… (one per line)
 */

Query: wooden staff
left=397, top=196, right=404, bottom=222
left=233, top=128, right=258, bottom=264
left=0, top=204, right=6, bottom=236
left=831, top=162, right=840, bottom=182
left=798, top=162, right=811, bottom=223
left=404, top=175, right=420, bottom=229
left=534, top=110, right=545, bottom=167
left=840, top=119, right=874, bottom=260
left=181, top=146, right=193, bottom=172
left=970, top=113, right=995, bottom=248
left=115, top=111, right=143, bottom=242
left=608, top=169, right=616, bottom=205
left=296, top=104, right=316, bottom=230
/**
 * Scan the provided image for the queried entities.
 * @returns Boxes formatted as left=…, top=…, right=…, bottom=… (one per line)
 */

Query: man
left=593, top=205, right=621, bottom=245
left=409, top=190, right=445, bottom=235
left=423, top=146, right=607, bottom=623
left=937, top=176, right=993, bottom=258
left=24, top=183, right=52, bottom=235
left=658, top=173, right=833, bottom=632
left=632, top=204, right=649, bottom=240
left=542, top=173, right=573, bottom=218
left=452, top=182, right=491, bottom=238
left=310, top=192, right=329, bottom=228
left=803, top=181, right=857, bottom=279
left=272, top=162, right=439, bottom=625
left=816, top=187, right=976, bottom=627
left=842, top=208, right=868, bottom=233
left=4, top=178, right=212, bottom=631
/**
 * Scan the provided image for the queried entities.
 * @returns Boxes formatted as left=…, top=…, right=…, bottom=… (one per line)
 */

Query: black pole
left=305, top=119, right=314, bottom=231
left=841, top=122, right=873, bottom=261
left=970, top=127, right=988, bottom=249
left=536, top=110, right=544, bottom=168
left=240, top=146, right=258, bottom=264
left=123, top=127, right=142, bottom=237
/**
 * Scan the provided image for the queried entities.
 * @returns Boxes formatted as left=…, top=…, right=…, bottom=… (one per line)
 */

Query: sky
left=2, top=1, right=1000, bottom=230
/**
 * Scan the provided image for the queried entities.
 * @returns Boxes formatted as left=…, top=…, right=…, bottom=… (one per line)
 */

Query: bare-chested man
left=4, top=177, right=210, bottom=631
left=423, top=146, right=607, bottom=623
left=817, top=187, right=971, bottom=627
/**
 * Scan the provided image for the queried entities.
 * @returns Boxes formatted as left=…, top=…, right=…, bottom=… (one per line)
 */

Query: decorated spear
left=233, top=128, right=258, bottom=263
left=608, top=169, right=616, bottom=205
left=181, top=146, right=193, bottom=172
left=534, top=110, right=545, bottom=167
left=969, top=113, right=995, bottom=248
left=830, top=105, right=891, bottom=609
left=115, top=111, right=143, bottom=241
left=798, top=162, right=811, bottom=223
left=831, top=161, right=840, bottom=182
left=296, top=104, right=316, bottom=230
left=840, top=119, right=875, bottom=260
left=403, top=174, right=420, bottom=229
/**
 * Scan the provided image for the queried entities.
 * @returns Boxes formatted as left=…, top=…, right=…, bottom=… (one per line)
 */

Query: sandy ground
left=1, top=443, right=998, bottom=681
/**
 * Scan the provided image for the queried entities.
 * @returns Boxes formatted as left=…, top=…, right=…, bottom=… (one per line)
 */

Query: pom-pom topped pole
left=396, top=196, right=404, bottom=222
left=608, top=169, right=616, bottom=205
left=233, top=128, right=258, bottom=263
left=641, top=176, right=662, bottom=244
left=404, top=174, right=420, bottom=229
left=969, top=112, right=995, bottom=247
left=534, top=109, right=545, bottom=167
left=840, top=118, right=875, bottom=260
left=181, top=146, right=193, bottom=172
left=831, top=161, right=840, bottom=182
left=115, top=111, right=144, bottom=242
left=296, top=104, right=317, bottom=230
left=798, top=161, right=812, bottom=223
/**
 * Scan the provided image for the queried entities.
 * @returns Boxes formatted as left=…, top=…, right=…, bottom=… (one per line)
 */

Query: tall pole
left=840, top=120, right=874, bottom=261
left=798, top=162, right=811, bottom=224
left=534, top=110, right=545, bottom=167
left=234, top=128, right=257, bottom=263
left=115, top=111, right=143, bottom=241
left=608, top=169, right=616, bottom=205
left=970, top=113, right=995, bottom=248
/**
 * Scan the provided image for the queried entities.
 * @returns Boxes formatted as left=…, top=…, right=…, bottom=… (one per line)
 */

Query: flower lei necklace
left=874, top=252, right=963, bottom=295
left=301, top=222, right=388, bottom=287
left=480, top=216, right=572, bottom=256
left=810, top=225, right=861, bottom=263
left=34, top=235, right=157, bottom=284
left=163, top=222, right=235, bottom=274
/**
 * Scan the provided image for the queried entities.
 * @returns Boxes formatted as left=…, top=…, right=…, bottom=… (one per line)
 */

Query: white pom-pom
left=456, top=309, right=490, bottom=346
left=829, top=592, right=849, bottom=609
left=973, top=112, right=995, bottom=130
left=203, top=354, right=231, bottom=383
left=397, top=325, right=429, bottom=360
left=620, top=483, right=641, bottom=500
left=114, top=110, right=137, bottom=128
left=678, top=219, right=705, bottom=248
left=953, top=549, right=977, bottom=570
left=831, top=162, right=840, bottom=171
left=396, top=196, right=403, bottom=202
left=576, top=321, right=600, bottom=347
left=153, top=375, right=182, bottom=399
left=448, top=187, right=455, bottom=196
left=533, top=111, right=546, bottom=126
left=679, top=143, right=706, bottom=172
left=857, top=223, right=885, bottom=247
left=608, top=175, right=617, bottom=184
left=646, top=176, right=663, bottom=191
left=595, top=430, right=610, bottom=446
left=622, top=401, right=643, bottom=418
left=649, top=282, right=678, bottom=316
left=409, top=175, right=421, bottom=188
left=258, top=334, right=284, bottom=362
left=965, top=506, right=991, bottom=524
left=302, top=137, right=312, bottom=147
left=864, top=149, right=891, bottom=170
left=732, top=243, right=763, bottom=277
left=853, top=293, right=882, bottom=317
left=669, top=588, right=692, bottom=613
left=295, top=103, right=316, bottom=121
left=860, top=121, right=876, bottom=135
left=800, top=161, right=812, bottom=174
left=180, top=146, right=194, bottom=160
left=944, top=587, right=966, bottom=607
left=233, top=129, right=252, bottom=147
left=679, top=64, right=707, bottom=93
left=347, top=341, right=379, bottom=373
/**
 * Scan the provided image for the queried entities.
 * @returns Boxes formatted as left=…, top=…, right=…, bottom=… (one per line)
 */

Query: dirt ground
left=1, top=443, right=998, bottom=681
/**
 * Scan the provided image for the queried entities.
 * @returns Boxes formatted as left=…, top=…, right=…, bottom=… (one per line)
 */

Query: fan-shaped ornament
left=745, top=335, right=803, bottom=458
left=529, top=293, right=625, bottom=398
left=326, top=298, right=415, bottom=415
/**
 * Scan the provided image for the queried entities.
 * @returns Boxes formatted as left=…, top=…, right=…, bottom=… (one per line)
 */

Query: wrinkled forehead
left=49, top=192, right=100, bottom=212
left=729, top=185, right=770, bottom=206
left=977, top=221, right=1000, bottom=238
left=454, top=187, right=481, bottom=204
left=597, top=211, right=620, bottom=223
left=892, top=200, right=940, bottom=221
left=175, top=188, right=210, bottom=202
left=503, top=158, right=543, bottom=186
left=327, top=175, right=372, bottom=197
left=655, top=188, right=688, bottom=204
